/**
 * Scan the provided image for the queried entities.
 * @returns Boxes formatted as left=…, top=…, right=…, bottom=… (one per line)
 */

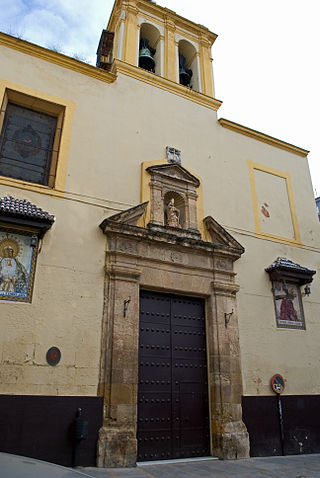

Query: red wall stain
left=261, top=203, right=270, bottom=218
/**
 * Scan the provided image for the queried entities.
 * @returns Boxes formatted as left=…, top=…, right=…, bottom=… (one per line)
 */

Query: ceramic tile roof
left=0, top=196, right=55, bottom=223
left=266, top=257, right=316, bottom=275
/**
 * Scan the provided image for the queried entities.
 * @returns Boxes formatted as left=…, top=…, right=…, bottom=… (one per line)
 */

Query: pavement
left=78, top=454, right=320, bottom=478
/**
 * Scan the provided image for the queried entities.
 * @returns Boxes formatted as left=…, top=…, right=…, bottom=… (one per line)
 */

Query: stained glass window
left=0, top=103, right=57, bottom=185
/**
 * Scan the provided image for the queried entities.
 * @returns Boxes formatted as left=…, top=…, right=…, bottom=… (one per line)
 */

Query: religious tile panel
left=272, top=280, right=305, bottom=330
left=0, top=228, right=38, bottom=302
left=266, top=257, right=316, bottom=331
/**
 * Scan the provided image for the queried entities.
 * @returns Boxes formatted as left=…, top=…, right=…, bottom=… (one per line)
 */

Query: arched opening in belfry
left=139, top=23, right=161, bottom=75
left=178, top=39, right=200, bottom=91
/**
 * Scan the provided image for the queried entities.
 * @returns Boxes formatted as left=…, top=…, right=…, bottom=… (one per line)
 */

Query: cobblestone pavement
left=79, top=454, right=320, bottom=478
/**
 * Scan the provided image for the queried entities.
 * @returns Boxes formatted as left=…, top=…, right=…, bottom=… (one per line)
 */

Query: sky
left=1, top=0, right=319, bottom=196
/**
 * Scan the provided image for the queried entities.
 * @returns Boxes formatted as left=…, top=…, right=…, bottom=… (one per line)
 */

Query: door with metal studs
left=137, top=290, right=210, bottom=462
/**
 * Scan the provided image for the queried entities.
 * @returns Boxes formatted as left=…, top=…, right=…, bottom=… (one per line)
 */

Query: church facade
left=0, top=0, right=320, bottom=468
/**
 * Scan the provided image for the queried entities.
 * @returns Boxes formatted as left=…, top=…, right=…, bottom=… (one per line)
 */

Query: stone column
left=149, top=180, right=164, bottom=226
left=97, top=263, right=141, bottom=467
left=123, top=1, right=138, bottom=65
left=116, top=17, right=126, bottom=60
left=186, top=190, right=199, bottom=232
left=195, top=53, right=202, bottom=93
left=165, top=17, right=177, bottom=82
left=199, top=35, right=214, bottom=98
left=207, top=269, right=249, bottom=459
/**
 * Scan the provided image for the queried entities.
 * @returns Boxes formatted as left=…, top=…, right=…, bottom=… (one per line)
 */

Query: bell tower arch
left=139, top=22, right=163, bottom=75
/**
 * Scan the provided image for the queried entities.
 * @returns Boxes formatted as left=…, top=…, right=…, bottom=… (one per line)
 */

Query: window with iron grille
left=0, top=90, right=65, bottom=188
left=0, top=103, right=57, bottom=185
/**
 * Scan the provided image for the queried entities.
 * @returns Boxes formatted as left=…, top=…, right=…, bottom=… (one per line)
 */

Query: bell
left=179, top=54, right=193, bottom=87
left=139, top=38, right=156, bottom=72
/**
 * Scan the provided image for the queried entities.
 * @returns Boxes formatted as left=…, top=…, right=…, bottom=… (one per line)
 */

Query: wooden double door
left=137, top=290, right=210, bottom=462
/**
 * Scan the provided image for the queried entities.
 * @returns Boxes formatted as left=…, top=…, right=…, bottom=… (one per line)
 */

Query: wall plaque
left=46, top=346, right=61, bottom=366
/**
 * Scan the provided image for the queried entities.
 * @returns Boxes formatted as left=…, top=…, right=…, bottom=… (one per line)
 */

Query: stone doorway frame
left=97, top=207, right=249, bottom=467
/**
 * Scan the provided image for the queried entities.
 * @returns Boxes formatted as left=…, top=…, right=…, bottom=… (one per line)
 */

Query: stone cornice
left=108, top=0, right=217, bottom=45
left=219, top=118, right=309, bottom=157
left=0, top=33, right=117, bottom=84
left=125, top=2, right=139, bottom=16
left=101, top=219, right=244, bottom=265
left=101, top=218, right=215, bottom=252
left=211, top=279, right=240, bottom=296
left=106, top=264, right=141, bottom=281
left=112, top=59, right=222, bottom=111
left=140, top=1, right=217, bottom=44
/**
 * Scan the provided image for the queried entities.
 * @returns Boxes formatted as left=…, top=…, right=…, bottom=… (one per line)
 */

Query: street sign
left=271, top=374, right=285, bottom=394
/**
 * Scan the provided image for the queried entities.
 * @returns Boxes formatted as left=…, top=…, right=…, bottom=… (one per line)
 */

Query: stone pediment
left=204, top=216, right=244, bottom=254
left=100, top=205, right=244, bottom=258
left=100, top=202, right=148, bottom=230
left=146, top=163, right=200, bottom=187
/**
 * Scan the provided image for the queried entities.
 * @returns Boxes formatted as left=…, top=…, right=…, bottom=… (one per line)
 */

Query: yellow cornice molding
left=219, top=118, right=309, bottom=157
left=108, top=0, right=217, bottom=45
left=164, top=17, right=176, bottom=31
left=175, top=27, right=199, bottom=44
left=112, top=59, right=222, bottom=111
left=141, top=2, right=217, bottom=44
left=125, top=2, right=139, bottom=16
left=0, top=33, right=117, bottom=84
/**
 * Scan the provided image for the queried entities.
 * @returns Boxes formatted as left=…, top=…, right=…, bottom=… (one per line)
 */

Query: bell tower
left=105, top=0, right=219, bottom=101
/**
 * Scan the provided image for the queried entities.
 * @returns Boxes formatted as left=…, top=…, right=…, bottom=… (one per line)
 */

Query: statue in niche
left=166, top=198, right=181, bottom=228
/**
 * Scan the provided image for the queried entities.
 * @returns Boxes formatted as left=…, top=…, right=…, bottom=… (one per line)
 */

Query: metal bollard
left=72, top=408, right=88, bottom=467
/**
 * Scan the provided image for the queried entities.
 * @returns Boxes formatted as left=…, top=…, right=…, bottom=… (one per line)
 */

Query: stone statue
left=166, top=198, right=181, bottom=227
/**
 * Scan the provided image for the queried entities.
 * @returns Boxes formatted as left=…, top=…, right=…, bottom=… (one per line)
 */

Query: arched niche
left=163, top=191, right=186, bottom=229
left=178, top=39, right=200, bottom=92
left=139, top=23, right=161, bottom=75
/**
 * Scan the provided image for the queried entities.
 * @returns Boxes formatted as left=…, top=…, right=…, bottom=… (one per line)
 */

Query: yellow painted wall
left=0, top=189, right=107, bottom=395
left=0, top=41, right=320, bottom=397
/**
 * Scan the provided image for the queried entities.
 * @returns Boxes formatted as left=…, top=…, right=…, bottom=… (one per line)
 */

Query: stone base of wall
left=0, top=395, right=103, bottom=467
left=97, top=426, right=137, bottom=467
left=212, top=426, right=250, bottom=460
left=242, top=395, right=320, bottom=456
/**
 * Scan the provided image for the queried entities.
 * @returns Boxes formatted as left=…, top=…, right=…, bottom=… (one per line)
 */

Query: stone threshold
left=137, top=456, right=219, bottom=466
